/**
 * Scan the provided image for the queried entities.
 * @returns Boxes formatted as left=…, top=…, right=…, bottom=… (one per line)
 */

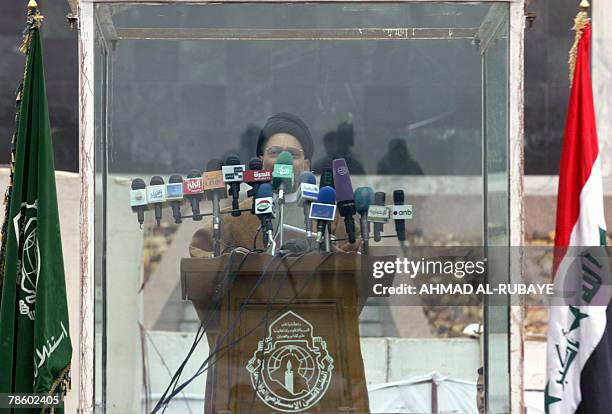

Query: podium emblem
left=246, top=311, right=334, bottom=412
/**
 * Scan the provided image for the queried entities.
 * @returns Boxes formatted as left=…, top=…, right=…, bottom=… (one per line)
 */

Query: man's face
left=477, top=374, right=485, bottom=414
left=261, top=133, right=311, bottom=190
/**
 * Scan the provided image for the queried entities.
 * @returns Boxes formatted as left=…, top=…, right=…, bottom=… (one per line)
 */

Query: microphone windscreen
left=132, top=178, right=146, bottom=190
left=248, top=157, right=263, bottom=170
left=225, top=154, right=241, bottom=166
left=354, top=187, right=374, bottom=214
left=299, top=171, right=317, bottom=184
left=317, top=186, right=336, bottom=204
left=206, top=159, right=223, bottom=172
left=332, top=158, right=354, bottom=202
left=150, top=176, right=164, bottom=185
left=276, top=151, right=294, bottom=165
left=169, top=174, right=183, bottom=184
left=393, top=190, right=405, bottom=204
left=374, top=191, right=386, bottom=206
left=187, top=169, right=202, bottom=179
left=257, top=183, right=274, bottom=198
left=320, top=168, right=334, bottom=188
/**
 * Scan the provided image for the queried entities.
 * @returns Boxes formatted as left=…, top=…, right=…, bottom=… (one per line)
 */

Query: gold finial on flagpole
left=579, top=0, right=590, bottom=11
left=568, top=0, right=590, bottom=84
left=19, top=0, right=42, bottom=53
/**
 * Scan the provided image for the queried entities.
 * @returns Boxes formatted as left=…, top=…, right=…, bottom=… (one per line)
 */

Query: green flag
left=0, top=8, right=72, bottom=413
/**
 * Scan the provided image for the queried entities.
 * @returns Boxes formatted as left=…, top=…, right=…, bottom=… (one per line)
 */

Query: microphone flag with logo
left=148, top=176, right=166, bottom=226
left=223, top=154, right=245, bottom=217
left=131, top=178, right=148, bottom=226
left=167, top=174, right=184, bottom=224
left=310, top=186, right=337, bottom=244
left=184, top=169, right=204, bottom=220
left=272, top=151, right=294, bottom=195
left=332, top=158, right=356, bottom=243
left=0, top=8, right=72, bottom=405
left=245, top=157, right=271, bottom=214
left=371, top=192, right=387, bottom=242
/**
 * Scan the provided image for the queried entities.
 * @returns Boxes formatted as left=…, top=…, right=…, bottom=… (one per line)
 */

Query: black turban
left=257, top=113, right=313, bottom=160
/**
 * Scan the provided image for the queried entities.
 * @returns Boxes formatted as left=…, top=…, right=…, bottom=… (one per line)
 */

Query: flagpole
left=0, top=0, right=43, bottom=297
left=569, top=0, right=590, bottom=83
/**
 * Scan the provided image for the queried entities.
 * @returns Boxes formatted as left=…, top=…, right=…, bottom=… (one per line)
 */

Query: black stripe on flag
left=576, top=299, right=612, bottom=414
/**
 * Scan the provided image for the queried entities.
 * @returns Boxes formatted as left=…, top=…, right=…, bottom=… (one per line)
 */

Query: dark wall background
left=0, top=0, right=583, bottom=174
left=523, top=0, right=581, bottom=174
left=0, top=0, right=78, bottom=172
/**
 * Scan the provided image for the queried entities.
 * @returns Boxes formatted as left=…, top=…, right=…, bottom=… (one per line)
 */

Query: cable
left=158, top=252, right=333, bottom=408
left=152, top=249, right=283, bottom=413
left=157, top=249, right=241, bottom=414
left=153, top=248, right=252, bottom=414
left=252, top=225, right=263, bottom=250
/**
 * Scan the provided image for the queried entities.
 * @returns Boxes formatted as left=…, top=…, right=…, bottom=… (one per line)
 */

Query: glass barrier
left=93, top=3, right=511, bottom=413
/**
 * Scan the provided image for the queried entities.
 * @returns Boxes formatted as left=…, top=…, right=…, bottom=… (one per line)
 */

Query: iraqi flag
left=545, top=23, right=612, bottom=414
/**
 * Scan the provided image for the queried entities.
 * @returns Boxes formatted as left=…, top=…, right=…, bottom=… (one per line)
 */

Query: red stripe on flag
left=553, top=24, right=599, bottom=277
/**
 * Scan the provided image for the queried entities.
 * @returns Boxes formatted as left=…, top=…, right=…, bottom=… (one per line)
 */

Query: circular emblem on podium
left=246, top=310, right=334, bottom=412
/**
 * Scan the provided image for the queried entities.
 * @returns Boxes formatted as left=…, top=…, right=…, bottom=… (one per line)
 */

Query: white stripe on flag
left=546, top=155, right=611, bottom=413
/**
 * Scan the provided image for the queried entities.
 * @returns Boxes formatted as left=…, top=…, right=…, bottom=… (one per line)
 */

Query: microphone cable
left=157, top=251, right=333, bottom=409
left=153, top=249, right=285, bottom=413
left=154, top=247, right=253, bottom=414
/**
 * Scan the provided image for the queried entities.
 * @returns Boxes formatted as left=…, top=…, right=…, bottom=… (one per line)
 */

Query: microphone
left=167, top=174, right=184, bottom=224
left=147, top=176, right=166, bottom=227
left=320, top=167, right=334, bottom=188
left=255, top=183, right=275, bottom=250
left=223, top=154, right=245, bottom=217
left=244, top=157, right=272, bottom=215
left=332, top=158, right=356, bottom=244
left=393, top=190, right=408, bottom=242
left=272, top=151, right=294, bottom=249
left=368, top=191, right=389, bottom=242
left=203, top=159, right=227, bottom=200
left=309, top=186, right=337, bottom=251
left=370, top=192, right=389, bottom=242
left=204, top=159, right=226, bottom=257
left=183, top=169, right=204, bottom=221
left=130, top=178, right=148, bottom=226
left=354, top=187, right=374, bottom=253
left=297, top=171, right=318, bottom=239
left=272, top=151, right=294, bottom=201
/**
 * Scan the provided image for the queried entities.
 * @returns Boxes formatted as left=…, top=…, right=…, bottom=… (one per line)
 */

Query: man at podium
left=189, top=112, right=354, bottom=257
left=182, top=113, right=370, bottom=414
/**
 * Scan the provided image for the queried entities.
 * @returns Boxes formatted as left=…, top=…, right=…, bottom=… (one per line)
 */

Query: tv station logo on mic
left=222, top=165, right=245, bottom=182
left=309, top=202, right=336, bottom=221
left=147, top=185, right=166, bottom=203
left=203, top=171, right=225, bottom=190
left=131, top=189, right=147, bottom=205
left=336, top=165, right=349, bottom=175
left=273, top=164, right=293, bottom=178
left=244, top=169, right=272, bottom=182
left=368, top=205, right=390, bottom=222
left=392, top=205, right=413, bottom=219
left=183, top=177, right=203, bottom=195
left=166, top=182, right=183, bottom=200
left=255, top=197, right=273, bottom=214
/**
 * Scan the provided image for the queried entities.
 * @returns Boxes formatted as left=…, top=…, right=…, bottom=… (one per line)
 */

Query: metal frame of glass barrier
left=77, top=1, right=525, bottom=412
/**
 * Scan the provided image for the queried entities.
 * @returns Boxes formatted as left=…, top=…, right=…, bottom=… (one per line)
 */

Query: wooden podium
left=181, top=252, right=371, bottom=414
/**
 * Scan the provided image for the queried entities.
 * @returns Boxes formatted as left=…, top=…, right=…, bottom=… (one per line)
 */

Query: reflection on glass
left=92, top=3, right=510, bottom=413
